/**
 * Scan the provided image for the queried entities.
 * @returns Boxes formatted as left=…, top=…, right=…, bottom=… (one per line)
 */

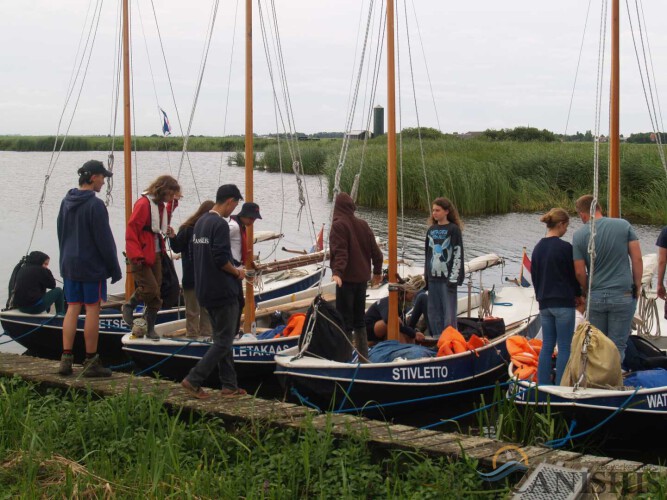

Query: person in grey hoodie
left=56, top=160, right=122, bottom=377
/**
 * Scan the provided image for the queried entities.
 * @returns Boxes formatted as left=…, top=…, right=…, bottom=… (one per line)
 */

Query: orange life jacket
left=436, top=326, right=469, bottom=357
left=506, top=336, right=543, bottom=381
left=275, top=313, right=306, bottom=338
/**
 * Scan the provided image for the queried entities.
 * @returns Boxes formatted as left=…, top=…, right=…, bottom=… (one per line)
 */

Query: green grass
left=0, top=376, right=502, bottom=498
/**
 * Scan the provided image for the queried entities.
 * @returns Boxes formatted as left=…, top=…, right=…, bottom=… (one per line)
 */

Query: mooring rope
left=0, top=314, right=59, bottom=346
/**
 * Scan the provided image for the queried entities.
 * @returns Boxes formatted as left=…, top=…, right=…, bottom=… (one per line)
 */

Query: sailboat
left=0, top=0, right=322, bottom=363
left=273, top=0, right=540, bottom=414
left=507, top=0, right=667, bottom=443
left=119, top=0, right=338, bottom=383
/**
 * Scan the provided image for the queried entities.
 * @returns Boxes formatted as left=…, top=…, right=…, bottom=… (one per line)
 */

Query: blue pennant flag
left=160, top=108, right=171, bottom=136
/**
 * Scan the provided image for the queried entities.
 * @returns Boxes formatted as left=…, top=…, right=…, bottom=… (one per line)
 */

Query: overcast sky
left=2, top=0, right=667, bottom=137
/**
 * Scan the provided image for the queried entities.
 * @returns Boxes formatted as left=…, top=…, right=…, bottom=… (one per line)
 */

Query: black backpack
left=624, top=335, right=667, bottom=371
left=457, top=316, right=506, bottom=340
left=297, top=295, right=351, bottom=362
left=5, top=255, right=28, bottom=310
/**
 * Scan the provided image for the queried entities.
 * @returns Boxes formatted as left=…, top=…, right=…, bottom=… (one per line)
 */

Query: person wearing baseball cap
left=56, top=160, right=122, bottom=377
left=229, top=202, right=262, bottom=267
left=181, top=184, right=247, bottom=399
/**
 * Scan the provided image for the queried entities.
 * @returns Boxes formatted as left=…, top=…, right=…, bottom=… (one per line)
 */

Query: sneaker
left=81, top=355, right=112, bottom=378
left=181, top=379, right=210, bottom=399
left=122, top=303, right=134, bottom=326
left=58, top=353, right=74, bottom=376
left=220, top=387, right=248, bottom=397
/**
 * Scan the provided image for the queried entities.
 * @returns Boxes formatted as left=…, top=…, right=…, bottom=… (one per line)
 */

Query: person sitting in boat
left=168, top=200, right=214, bottom=338
left=365, top=283, right=426, bottom=345
left=11, top=251, right=65, bottom=315
left=123, top=175, right=181, bottom=340
left=424, top=197, right=464, bottom=337
left=330, top=192, right=383, bottom=361
left=531, top=208, right=582, bottom=385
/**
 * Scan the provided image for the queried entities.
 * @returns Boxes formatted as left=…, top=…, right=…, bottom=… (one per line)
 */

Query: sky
left=2, top=0, right=667, bottom=137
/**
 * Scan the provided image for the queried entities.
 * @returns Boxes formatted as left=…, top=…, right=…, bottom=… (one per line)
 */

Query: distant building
left=345, top=130, right=371, bottom=140
left=460, top=131, right=484, bottom=139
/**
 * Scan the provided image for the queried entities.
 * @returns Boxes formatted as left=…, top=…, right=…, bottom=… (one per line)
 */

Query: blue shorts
left=64, top=279, right=107, bottom=305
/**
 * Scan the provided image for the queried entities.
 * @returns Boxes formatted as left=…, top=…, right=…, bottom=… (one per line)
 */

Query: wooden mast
left=386, top=0, right=399, bottom=340
left=122, top=0, right=134, bottom=299
left=244, top=0, right=256, bottom=332
left=608, top=0, right=620, bottom=218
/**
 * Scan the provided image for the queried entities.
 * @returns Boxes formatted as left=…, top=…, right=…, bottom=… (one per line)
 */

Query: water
left=0, top=150, right=663, bottom=355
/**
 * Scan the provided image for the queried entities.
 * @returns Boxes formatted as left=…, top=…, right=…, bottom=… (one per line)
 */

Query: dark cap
left=237, top=202, right=262, bottom=219
left=216, top=184, right=243, bottom=203
left=78, top=160, right=113, bottom=178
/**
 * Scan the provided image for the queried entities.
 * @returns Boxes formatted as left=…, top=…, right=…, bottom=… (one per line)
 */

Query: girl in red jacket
left=123, top=175, right=181, bottom=339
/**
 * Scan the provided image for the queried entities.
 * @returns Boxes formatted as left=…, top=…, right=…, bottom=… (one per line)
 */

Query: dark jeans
left=19, top=288, right=65, bottom=315
left=185, top=301, right=240, bottom=390
left=336, top=281, right=367, bottom=333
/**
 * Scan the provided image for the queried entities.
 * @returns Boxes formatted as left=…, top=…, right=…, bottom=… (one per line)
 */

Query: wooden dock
left=0, top=352, right=664, bottom=496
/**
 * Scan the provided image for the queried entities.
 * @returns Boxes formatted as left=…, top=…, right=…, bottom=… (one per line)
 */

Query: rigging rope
left=27, top=0, right=104, bottom=255
left=626, top=0, right=667, bottom=177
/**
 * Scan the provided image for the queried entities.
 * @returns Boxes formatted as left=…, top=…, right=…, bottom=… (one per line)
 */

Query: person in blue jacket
left=56, top=160, right=122, bottom=377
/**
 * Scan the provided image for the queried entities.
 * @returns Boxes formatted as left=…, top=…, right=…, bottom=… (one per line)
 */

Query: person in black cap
left=229, top=202, right=262, bottom=267
left=181, top=184, right=247, bottom=399
left=56, top=159, right=122, bottom=377
left=12, top=251, right=65, bottom=315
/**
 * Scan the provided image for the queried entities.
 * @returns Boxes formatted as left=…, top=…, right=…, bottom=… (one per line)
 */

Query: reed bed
left=0, top=376, right=503, bottom=498
left=260, top=141, right=339, bottom=175
left=325, top=139, right=667, bottom=224
left=0, top=135, right=274, bottom=152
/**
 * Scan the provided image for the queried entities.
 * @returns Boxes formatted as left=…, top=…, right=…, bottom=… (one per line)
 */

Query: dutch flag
left=520, top=249, right=532, bottom=287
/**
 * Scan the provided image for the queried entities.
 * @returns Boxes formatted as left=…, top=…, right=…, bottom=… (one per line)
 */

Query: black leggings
left=335, top=281, right=367, bottom=333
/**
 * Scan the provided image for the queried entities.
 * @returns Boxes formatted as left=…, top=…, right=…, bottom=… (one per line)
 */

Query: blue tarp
left=368, top=340, right=436, bottom=363
left=255, top=325, right=286, bottom=340
left=624, top=368, right=667, bottom=389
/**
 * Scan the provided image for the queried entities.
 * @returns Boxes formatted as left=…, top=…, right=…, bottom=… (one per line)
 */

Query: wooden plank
left=244, top=293, right=335, bottom=321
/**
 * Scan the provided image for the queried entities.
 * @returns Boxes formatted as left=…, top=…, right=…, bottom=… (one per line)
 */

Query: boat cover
left=624, top=368, right=667, bottom=389
left=368, top=340, right=435, bottom=363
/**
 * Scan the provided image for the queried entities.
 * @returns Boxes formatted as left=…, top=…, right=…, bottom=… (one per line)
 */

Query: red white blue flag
left=160, top=108, right=171, bottom=136
left=520, top=250, right=532, bottom=287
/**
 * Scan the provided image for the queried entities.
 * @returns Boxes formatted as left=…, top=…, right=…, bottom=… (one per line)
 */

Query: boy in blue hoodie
left=56, top=160, right=122, bottom=377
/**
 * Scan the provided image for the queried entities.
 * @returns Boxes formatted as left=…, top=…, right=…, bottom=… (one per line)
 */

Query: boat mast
left=122, top=0, right=134, bottom=299
left=609, top=0, right=620, bottom=218
left=244, top=0, right=256, bottom=332
left=386, top=0, right=399, bottom=340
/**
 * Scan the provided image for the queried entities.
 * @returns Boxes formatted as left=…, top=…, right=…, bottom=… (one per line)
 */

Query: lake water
left=0, top=150, right=663, bottom=354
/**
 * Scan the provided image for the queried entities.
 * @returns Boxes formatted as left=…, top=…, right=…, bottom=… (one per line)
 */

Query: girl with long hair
left=169, top=200, right=215, bottom=338
left=123, top=175, right=181, bottom=339
left=424, top=197, right=464, bottom=337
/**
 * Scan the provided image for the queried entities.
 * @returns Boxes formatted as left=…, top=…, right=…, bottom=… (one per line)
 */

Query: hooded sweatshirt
left=57, top=188, right=122, bottom=283
left=12, top=252, right=57, bottom=307
left=329, top=193, right=383, bottom=283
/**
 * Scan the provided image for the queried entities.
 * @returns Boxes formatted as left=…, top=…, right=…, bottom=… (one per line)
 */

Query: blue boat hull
left=0, top=308, right=184, bottom=363
left=276, top=317, right=541, bottom=414
left=123, top=335, right=299, bottom=387
left=508, top=378, right=667, bottom=443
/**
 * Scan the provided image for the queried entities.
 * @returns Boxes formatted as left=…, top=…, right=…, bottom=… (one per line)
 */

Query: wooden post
left=122, top=0, right=134, bottom=299
left=608, top=0, right=620, bottom=218
left=386, top=0, right=399, bottom=340
left=244, top=0, right=256, bottom=333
